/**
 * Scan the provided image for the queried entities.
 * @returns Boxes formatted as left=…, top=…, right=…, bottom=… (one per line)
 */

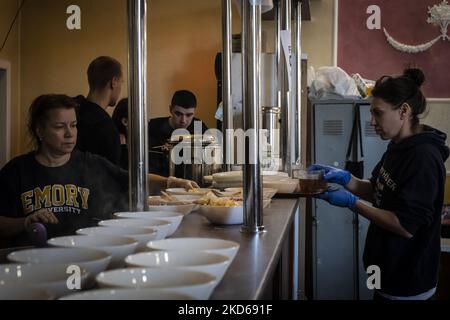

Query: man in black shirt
left=75, top=56, right=124, bottom=165
left=148, top=90, right=208, bottom=177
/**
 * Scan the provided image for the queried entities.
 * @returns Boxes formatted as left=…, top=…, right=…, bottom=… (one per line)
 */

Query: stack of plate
left=210, top=171, right=297, bottom=193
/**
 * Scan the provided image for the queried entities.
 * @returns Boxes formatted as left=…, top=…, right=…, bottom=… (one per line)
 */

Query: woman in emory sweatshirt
left=311, top=68, right=449, bottom=300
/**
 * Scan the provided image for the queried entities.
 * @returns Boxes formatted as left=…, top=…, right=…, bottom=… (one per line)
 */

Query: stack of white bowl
left=113, top=211, right=184, bottom=237
left=76, top=226, right=158, bottom=252
left=0, top=263, right=90, bottom=299
left=2, top=246, right=111, bottom=299
left=47, top=235, right=138, bottom=269
left=1, top=210, right=191, bottom=300
left=91, top=268, right=216, bottom=300
left=98, top=218, right=172, bottom=239
left=60, top=237, right=240, bottom=300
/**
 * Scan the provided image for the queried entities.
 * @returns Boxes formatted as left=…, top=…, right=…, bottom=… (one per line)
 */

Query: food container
left=293, top=169, right=327, bottom=194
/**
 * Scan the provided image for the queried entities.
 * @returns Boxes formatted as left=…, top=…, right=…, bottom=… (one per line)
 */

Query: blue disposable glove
left=317, top=188, right=359, bottom=210
left=308, top=164, right=351, bottom=186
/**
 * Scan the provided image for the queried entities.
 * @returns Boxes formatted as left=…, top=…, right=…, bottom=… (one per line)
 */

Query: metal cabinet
left=310, top=99, right=389, bottom=300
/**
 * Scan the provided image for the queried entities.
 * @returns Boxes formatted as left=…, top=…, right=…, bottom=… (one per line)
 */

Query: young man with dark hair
left=148, top=90, right=208, bottom=177
left=74, top=56, right=124, bottom=165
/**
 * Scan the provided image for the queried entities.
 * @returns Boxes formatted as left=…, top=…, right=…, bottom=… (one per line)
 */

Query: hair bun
left=403, top=68, right=425, bottom=87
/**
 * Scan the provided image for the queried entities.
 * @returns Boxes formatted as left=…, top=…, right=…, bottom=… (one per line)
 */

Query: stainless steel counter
left=0, top=199, right=300, bottom=300
left=172, top=198, right=300, bottom=300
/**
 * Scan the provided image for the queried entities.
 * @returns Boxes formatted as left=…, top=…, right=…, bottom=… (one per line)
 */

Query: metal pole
left=293, top=0, right=302, bottom=301
left=279, top=0, right=292, bottom=174
left=127, top=0, right=148, bottom=212
left=295, top=0, right=302, bottom=163
left=222, top=0, right=233, bottom=171
left=241, top=0, right=264, bottom=234
left=275, top=0, right=281, bottom=110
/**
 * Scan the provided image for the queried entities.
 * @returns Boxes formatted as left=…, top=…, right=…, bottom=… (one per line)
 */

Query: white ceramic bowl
left=198, top=205, right=244, bottom=225
left=147, top=204, right=196, bottom=216
left=125, top=251, right=230, bottom=281
left=76, top=226, right=158, bottom=251
left=113, top=211, right=183, bottom=236
left=98, top=218, right=171, bottom=240
left=59, top=288, right=195, bottom=300
left=96, top=268, right=217, bottom=300
left=212, top=171, right=242, bottom=183
left=197, top=202, right=270, bottom=225
left=166, top=188, right=213, bottom=196
left=224, top=187, right=278, bottom=199
left=147, top=238, right=240, bottom=260
left=0, top=286, right=54, bottom=300
left=0, top=264, right=89, bottom=298
left=47, top=235, right=138, bottom=269
left=171, top=194, right=204, bottom=202
left=263, top=178, right=299, bottom=194
left=7, top=247, right=111, bottom=277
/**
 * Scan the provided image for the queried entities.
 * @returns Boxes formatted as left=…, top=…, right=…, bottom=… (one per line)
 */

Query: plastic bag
left=309, top=66, right=361, bottom=100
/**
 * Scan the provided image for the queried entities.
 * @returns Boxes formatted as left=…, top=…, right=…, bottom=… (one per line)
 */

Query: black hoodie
left=364, top=125, right=450, bottom=297
left=74, top=96, right=121, bottom=165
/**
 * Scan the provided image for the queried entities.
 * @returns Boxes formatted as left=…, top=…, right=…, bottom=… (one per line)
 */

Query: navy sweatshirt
left=364, top=125, right=449, bottom=296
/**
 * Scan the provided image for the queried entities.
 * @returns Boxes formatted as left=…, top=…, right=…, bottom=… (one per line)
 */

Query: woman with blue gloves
left=311, top=68, right=449, bottom=300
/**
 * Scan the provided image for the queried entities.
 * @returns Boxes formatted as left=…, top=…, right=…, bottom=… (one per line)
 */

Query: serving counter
left=0, top=199, right=301, bottom=300
left=173, top=198, right=300, bottom=300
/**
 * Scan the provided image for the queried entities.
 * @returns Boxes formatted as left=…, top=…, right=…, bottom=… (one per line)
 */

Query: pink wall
left=337, top=0, right=450, bottom=98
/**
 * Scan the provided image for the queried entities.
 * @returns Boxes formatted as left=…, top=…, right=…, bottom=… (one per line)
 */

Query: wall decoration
left=384, top=0, right=450, bottom=53
left=336, top=0, right=450, bottom=99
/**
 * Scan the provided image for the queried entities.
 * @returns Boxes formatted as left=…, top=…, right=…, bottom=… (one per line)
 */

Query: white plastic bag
left=310, top=66, right=360, bottom=99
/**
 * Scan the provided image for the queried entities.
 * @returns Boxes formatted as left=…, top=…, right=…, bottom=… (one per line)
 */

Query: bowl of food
left=113, top=211, right=183, bottom=236
left=197, top=201, right=271, bottom=225
left=59, top=288, right=195, bottom=300
left=7, top=247, right=111, bottom=277
left=198, top=205, right=243, bottom=225
left=148, top=196, right=197, bottom=215
left=98, top=218, right=171, bottom=240
left=125, top=251, right=231, bottom=282
left=47, top=235, right=138, bottom=269
left=76, top=226, right=158, bottom=252
left=95, top=268, right=217, bottom=300
left=195, top=193, right=244, bottom=225
left=147, top=237, right=239, bottom=260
